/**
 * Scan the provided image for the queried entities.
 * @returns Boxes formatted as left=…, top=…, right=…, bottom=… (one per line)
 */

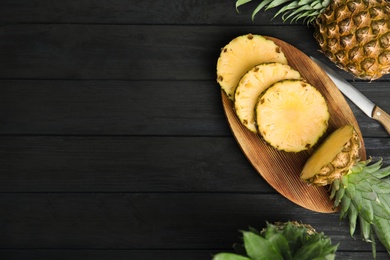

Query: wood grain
left=222, top=36, right=366, bottom=213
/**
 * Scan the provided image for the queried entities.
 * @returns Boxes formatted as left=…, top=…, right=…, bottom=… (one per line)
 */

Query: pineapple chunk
left=235, top=63, right=301, bottom=133
left=217, top=34, right=288, bottom=100
left=255, top=79, right=329, bottom=152
left=301, top=125, right=360, bottom=185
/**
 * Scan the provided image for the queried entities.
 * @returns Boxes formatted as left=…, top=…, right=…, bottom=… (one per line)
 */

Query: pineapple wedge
left=301, top=125, right=360, bottom=185
left=255, top=79, right=329, bottom=152
left=235, top=63, right=302, bottom=133
left=217, top=34, right=288, bottom=100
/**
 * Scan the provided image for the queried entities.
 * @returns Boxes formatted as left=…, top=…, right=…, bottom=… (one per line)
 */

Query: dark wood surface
left=1, top=1, right=390, bottom=259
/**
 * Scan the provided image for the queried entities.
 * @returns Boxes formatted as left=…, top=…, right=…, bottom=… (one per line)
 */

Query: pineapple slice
left=255, top=79, right=329, bottom=152
left=234, top=63, right=302, bottom=133
left=301, top=125, right=360, bottom=185
left=216, top=34, right=288, bottom=100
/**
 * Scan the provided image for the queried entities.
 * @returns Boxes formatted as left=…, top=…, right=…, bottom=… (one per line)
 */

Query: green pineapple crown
left=213, top=221, right=338, bottom=260
left=331, top=158, right=390, bottom=258
left=236, top=0, right=331, bottom=23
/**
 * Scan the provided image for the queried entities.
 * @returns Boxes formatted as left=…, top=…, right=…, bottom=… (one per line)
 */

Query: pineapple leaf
left=235, top=0, right=330, bottom=23
left=334, top=183, right=345, bottom=205
left=359, top=216, right=372, bottom=241
left=236, top=0, right=254, bottom=11
left=243, top=231, right=283, bottom=260
left=337, top=159, right=390, bottom=256
left=251, top=0, right=274, bottom=20
left=348, top=203, right=358, bottom=236
left=214, top=222, right=337, bottom=260
left=340, top=195, right=351, bottom=219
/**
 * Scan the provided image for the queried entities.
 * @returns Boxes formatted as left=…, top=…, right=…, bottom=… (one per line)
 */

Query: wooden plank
left=0, top=250, right=387, bottom=260
left=0, top=193, right=383, bottom=253
left=0, top=80, right=389, bottom=137
left=0, top=24, right=321, bottom=80
left=0, top=136, right=271, bottom=192
left=0, top=136, right=389, bottom=193
left=0, top=0, right=280, bottom=25
left=0, top=80, right=229, bottom=136
left=0, top=250, right=220, bottom=260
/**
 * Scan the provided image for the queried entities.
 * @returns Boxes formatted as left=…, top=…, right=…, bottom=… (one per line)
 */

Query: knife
left=311, top=56, right=390, bottom=135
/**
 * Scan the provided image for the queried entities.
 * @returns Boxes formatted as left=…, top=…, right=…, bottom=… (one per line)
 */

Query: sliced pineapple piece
left=235, top=63, right=302, bottom=133
left=255, top=79, right=329, bottom=152
left=217, top=34, right=288, bottom=100
left=301, top=125, right=360, bottom=185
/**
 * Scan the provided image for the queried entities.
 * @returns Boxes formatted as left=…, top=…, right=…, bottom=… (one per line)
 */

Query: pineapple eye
left=363, top=40, right=377, bottom=55
left=356, top=27, right=370, bottom=42
left=379, top=32, right=390, bottom=48
left=378, top=51, right=390, bottom=65
left=340, top=34, right=353, bottom=48
left=371, top=19, right=386, bottom=34
left=338, top=18, right=351, bottom=34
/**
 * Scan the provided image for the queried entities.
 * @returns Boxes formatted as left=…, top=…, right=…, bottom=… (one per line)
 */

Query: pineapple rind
left=301, top=125, right=360, bottom=185
left=314, top=0, right=390, bottom=80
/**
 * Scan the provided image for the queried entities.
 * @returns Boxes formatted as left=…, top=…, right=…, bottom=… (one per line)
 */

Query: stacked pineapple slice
left=217, top=34, right=390, bottom=257
left=217, top=33, right=329, bottom=152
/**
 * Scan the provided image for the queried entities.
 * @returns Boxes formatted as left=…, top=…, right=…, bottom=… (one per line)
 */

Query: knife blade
left=311, top=56, right=390, bottom=135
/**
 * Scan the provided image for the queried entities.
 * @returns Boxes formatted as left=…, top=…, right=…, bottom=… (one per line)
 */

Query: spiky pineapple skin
left=314, top=0, right=390, bottom=80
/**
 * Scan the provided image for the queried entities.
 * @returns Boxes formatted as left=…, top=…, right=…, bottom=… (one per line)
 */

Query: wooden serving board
left=222, top=36, right=366, bottom=213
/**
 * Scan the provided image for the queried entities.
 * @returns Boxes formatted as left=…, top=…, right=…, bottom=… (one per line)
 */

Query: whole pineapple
left=236, top=0, right=390, bottom=80
left=212, top=221, right=338, bottom=260
left=301, top=125, right=390, bottom=258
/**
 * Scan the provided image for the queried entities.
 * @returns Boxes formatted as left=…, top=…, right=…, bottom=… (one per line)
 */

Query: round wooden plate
left=222, top=36, right=366, bottom=213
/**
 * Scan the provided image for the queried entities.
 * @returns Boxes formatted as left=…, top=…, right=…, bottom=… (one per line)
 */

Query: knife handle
left=372, top=106, right=390, bottom=135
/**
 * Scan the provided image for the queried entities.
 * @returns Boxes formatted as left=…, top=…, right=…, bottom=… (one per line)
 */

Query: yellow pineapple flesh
left=217, top=34, right=288, bottom=99
left=301, top=125, right=360, bottom=185
left=234, top=63, right=302, bottom=133
left=255, top=79, right=329, bottom=152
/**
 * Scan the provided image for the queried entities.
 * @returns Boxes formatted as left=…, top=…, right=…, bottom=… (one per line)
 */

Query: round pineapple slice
left=234, top=63, right=302, bottom=133
left=255, top=79, right=329, bottom=152
left=216, top=34, right=288, bottom=100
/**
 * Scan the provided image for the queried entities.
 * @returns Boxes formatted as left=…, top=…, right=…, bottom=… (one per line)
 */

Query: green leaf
left=340, top=196, right=351, bottom=219
left=335, top=185, right=345, bottom=205
left=243, top=231, right=283, bottom=260
left=268, top=233, right=292, bottom=260
left=372, top=165, right=390, bottom=179
left=348, top=204, right=358, bottom=236
left=236, top=0, right=253, bottom=10
left=212, top=253, right=251, bottom=260
left=360, top=196, right=374, bottom=223
left=359, top=216, right=372, bottom=241
left=251, top=0, right=274, bottom=20
left=372, top=218, right=390, bottom=251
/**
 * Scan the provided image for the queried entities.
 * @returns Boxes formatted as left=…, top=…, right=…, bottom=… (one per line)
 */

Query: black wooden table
left=1, top=1, right=390, bottom=259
